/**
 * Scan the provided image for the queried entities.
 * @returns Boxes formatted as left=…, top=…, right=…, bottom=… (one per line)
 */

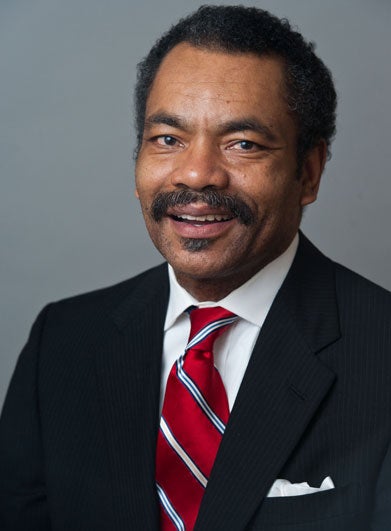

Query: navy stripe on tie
left=176, top=355, right=226, bottom=435
left=186, top=316, right=238, bottom=351
left=157, top=483, right=185, bottom=531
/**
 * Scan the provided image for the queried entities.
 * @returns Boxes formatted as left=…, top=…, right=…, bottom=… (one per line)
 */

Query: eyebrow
left=144, top=113, right=278, bottom=143
left=144, top=113, right=185, bottom=130
left=216, top=118, right=278, bottom=143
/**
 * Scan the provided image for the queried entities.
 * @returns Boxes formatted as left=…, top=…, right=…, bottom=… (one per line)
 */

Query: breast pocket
left=248, top=483, right=370, bottom=530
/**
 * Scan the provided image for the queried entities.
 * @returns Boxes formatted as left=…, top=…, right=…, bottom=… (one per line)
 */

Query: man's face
left=135, top=43, right=323, bottom=298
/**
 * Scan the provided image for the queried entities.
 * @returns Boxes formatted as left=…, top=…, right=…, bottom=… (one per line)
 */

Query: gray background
left=1, top=0, right=390, bottom=408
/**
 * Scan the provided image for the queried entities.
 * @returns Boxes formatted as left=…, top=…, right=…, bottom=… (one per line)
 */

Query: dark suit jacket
left=1, top=234, right=391, bottom=530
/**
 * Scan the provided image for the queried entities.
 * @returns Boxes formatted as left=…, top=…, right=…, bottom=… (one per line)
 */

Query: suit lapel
left=195, top=235, right=341, bottom=530
left=95, top=265, right=169, bottom=530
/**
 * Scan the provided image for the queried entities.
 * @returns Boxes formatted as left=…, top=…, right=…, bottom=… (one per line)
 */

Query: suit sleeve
left=0, top=306, right=52, bottom=531
left=371, top=443, right=391, bottom=531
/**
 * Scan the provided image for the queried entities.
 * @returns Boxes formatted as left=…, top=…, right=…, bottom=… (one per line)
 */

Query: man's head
left=134, top=6, right=337, bottom=301
left=134, top=5, right=337, bottom=164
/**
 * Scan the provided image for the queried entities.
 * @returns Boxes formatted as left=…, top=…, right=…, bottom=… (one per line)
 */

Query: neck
left=172, top=235, right=299, bottom=301
left=174, top=267, right=261, bottom=302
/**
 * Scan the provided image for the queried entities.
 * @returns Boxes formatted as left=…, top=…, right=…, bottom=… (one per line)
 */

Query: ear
left=134, top=188, right=140, bottom=199
left=299, top=140, right=327, bottom=207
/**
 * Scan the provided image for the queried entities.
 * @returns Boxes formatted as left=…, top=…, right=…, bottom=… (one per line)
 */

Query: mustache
left=150, top=189, right=254, bottom=226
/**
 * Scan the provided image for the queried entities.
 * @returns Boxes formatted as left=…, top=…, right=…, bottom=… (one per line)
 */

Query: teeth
left=177, top=214, right=231, bottom=222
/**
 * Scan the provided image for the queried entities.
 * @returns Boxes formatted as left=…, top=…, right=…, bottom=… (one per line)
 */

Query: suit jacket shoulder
left=44, top=261, right=169, bottom=324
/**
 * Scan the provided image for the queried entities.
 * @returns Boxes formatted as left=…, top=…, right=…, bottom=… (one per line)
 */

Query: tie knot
left=186, top=306, right=238, bottom=353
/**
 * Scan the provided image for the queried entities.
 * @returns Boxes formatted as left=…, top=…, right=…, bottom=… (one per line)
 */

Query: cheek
left=136, top=161, right=169, bottom=202
left=242, top=181, right=282, bottom=216
left=135, top=169, right=155, bottom=203
left=134, top=177, right=153, bottom=218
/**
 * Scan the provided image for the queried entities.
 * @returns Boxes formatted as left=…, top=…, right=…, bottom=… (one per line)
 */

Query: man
left=1, top=5, right=390, bottom=530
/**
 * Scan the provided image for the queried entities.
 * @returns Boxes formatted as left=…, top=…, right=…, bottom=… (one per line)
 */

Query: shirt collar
left=164, top=233, right=299, bottom=330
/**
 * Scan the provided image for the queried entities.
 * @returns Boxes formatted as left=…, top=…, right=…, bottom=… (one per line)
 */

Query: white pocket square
left=267, top=476, right=335, bottom=497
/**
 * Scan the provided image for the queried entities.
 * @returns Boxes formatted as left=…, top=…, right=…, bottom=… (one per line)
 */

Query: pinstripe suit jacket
left=1, top=233, right=391, bottom=530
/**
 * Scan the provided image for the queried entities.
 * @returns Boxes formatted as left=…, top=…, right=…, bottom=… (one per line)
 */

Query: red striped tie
left=156, top=306, right=238, bottom=531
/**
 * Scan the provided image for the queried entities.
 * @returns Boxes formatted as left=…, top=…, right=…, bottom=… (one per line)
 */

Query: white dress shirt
left=161, top=233, right=299, bottom=411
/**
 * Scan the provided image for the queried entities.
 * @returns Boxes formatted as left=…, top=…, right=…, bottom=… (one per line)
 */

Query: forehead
left=145, top=43, right=293, bottom=134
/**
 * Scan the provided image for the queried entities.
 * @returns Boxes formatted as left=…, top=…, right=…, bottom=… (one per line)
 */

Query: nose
left=170, top=140, right=229, bottom=190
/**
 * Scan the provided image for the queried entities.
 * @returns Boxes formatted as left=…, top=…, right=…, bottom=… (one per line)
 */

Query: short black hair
left=134, top=5, right=337, bottom=164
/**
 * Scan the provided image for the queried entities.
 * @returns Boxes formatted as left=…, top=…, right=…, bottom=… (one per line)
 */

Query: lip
left=166, top=203, right=232, bottom=218
left=167, top=215, right=237, bottom=239
left=165, top=202, right=237, bottom=239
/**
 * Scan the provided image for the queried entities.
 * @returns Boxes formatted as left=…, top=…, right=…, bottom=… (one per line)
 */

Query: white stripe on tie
left=160, top=416, right=208, bottom=488
left=176, top=356, right=226, bottom=435
left=156, top=483, right=185, bottom=531
left=186, top=316, right=238, bottom=351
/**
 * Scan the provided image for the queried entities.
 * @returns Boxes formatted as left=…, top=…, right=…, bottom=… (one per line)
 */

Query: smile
left=167, top=209, right=237, bottom=240
left=172, top=214, right=234, bottom=224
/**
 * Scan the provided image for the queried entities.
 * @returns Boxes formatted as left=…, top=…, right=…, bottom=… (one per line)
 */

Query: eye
left=237, top=140, right=256, bottom=150
left=228, top=140, right=263, bottom=152
left=154, top=135, right=179, bottom=147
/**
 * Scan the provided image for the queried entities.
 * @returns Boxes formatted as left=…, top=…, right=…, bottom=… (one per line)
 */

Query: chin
left=168, top=255, right=219, bottom=279
left=181, top=238, right=211, bottom=252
